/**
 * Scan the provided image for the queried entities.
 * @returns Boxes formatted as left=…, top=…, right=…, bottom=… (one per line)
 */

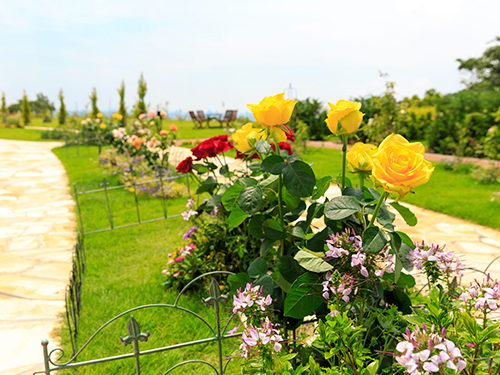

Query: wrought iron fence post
left=73, top=184, right=85, bottom=234
left=158, top=164, right=167, bottom=219
left=41, top=339, right=51, bottom=375
left=101, top=177, right=114, bottom=229
left=120, top=315, right=150, bottom=375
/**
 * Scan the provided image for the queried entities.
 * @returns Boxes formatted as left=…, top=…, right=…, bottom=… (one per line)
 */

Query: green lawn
left=53, top=146, right=242, bottom=374
left=299, top=147, right=500, bottom=230
left=0, top=126, right=58, bottom=141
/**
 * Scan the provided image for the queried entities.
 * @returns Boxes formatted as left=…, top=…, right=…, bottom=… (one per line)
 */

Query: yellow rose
left=346, top=142, right=377, bottom=173
left=369, top=134, right=434, bottom=199
left=247, top=93, right=297, bottom=128
left=232, top=123, right=266, bottom=153
left=325, top=100, right=364, bottom=135
left=96, top=112, right=103, bottom=118
left=99, top=123, right=106, bottom=130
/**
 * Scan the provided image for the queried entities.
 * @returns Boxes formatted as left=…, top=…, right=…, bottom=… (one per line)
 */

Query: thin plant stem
left=341, top=135, right=348, bottom=191
left=367, top=191, right=388, bottom=228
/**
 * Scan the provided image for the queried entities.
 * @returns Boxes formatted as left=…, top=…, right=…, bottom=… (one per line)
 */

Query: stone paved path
left=0, top=140, right=76, bottom=375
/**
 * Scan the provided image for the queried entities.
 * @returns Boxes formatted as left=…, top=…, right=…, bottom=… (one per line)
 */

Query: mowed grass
left=298, top=147, right=500, bottom=230
left=0, top=126, right=57, bottom=141
left=52, top=146, right=243, bottom=374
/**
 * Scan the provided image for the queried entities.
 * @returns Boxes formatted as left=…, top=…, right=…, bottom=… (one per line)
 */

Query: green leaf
left=284, top=272, right=324, bottom=319
left=284, top=200, right=306, bottom=223
left=260, top=238, right=275, bottom=256
left=291, top=226, right=306, bottom=239
left=227, top=206, right=249, bottom=228
left=343, top=186, right=364, bottom=201
left=390, top=202, right=417, bottom=226
left=278, top=255, right=304, bottom=284
left=228, top=272, right=251, bottom=293
left=191, top=164, right=209, bottom=174
left=294, top=249, right=333, bottom=273
left=271, top=271, right=292, bottom=293
left=312, top=176, right=333, bottom=200
left=255, top=140, right=272, bottom=155
left=248, top=214, right=266, bottom=239
left=235, top=177, right=258, bottom=187
left=282, top=160, right=316, bottom=197
left=368, top=188, right=381, bottom=200
left=394, top=255, right=403, bottom=283
left=283, top=189, right=301, bottom=211
left=195, top=176, right=218, bottom=195
left=324, top=196, right=362, bottom=221
left=305, top=227, right=332, bottom=251
left=221, top=184, right=244, bottom=210
left=248, top=257, right=268, bottom=278
left=219, top=165, right=230, bottom=175
left=263, top=218, right=287, bottom=240
left=238, top=186, right=263, bottom=215
left=394, top=231, right=415, bottom=250
left=388, top=232, right=402, bottom=255
left=255, top=274, right=274, bottom=296
left=260, top=155, right=286, bottom=175
left=362, top=227, right=388, bottom=253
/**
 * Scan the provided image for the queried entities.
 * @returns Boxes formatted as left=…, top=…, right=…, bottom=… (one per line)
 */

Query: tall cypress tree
left=58, top=89, right=67, bottom=125
left=134, top=73, right=147, bottom=117
left=21, top=91, right=31, bottom=126
left=117, top=81, right=127, bottom=126
left=89, top=87, right=100, bottom=118
left=1, top=92, right=6, bottom=124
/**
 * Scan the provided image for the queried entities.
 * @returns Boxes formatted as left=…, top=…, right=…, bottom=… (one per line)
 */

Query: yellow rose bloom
left=346, top=142, right=377, bottom=173
left=369, top=134, right=434, bottom=199
left=232, top=123, right=266, bottom=153
left=325, top=100, right=364, bottom=135
left=99, top=123, right=106, bottom=130
left=247, top=93, right=297, bottom=128
left=96, top=112, right=103, bottom=118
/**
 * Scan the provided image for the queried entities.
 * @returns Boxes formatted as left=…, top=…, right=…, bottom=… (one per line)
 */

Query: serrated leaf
left=284, top=272, right=324, bottom=319
left=221, top=184, right=244, bottom=210
left=324, top=196, right=361, bottom=221
left=343, top=186, right=364, bottom=201
left=238, top=186, right=263, bottom=215
left=312, top=176, right=333, bottom=200
left=390, top=202, right=417, bottom=226
left=248, top=257, right=267, bottom=278
left=227, top=206, right=249, bottom=228
left=195, top=176, right=218, bottom=194
left=235, top=177, right=259, bottom=187
left=260, top=155, right=286, bottom=175
left=262, top=218, right=287, bottom=240
left=282, top=160, right=316, bottom=197
left=362, top=227, right=388, bottom=253
left=294, top=249, right=333, bottom=273
left=255, top=140, right=272, bottom=155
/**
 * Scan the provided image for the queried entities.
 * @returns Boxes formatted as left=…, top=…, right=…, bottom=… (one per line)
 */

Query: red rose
left=271, top=142, right=293, bottom=155
left=191, top=135, right=232, bottom=160
left=284, top=124, right=295, bottom=142
left=176, top=157, right=193, bottom=173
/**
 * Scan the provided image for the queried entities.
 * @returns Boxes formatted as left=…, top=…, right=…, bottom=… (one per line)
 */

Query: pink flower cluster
left=460, top=274, right=499, bottom=312
left=232, top=283, right=272, bottom=314
left=407, top=241, right=465, bottom=277
left=396, top=324, right=466, bottom=374
left=374, top=247, right=395, bottom=277
left=325, top=230, right=370, bottom=277
left=112, top=127, right=127, bottom=139
left=240, top=321, right=283, bottom=358
left=179, top=243, right=196, bottom=257
left=322, top=271, right=354, bottom=302
left=181, top=198, right=197, bottom=221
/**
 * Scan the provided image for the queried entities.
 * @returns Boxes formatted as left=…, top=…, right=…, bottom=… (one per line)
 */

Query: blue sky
left=1, top=0, right=500, bottom=115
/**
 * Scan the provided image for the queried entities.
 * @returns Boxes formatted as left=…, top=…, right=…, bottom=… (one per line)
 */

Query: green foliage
left=20, top=91, right=31, bottom=126
left=30, top=92, right=55, bottom=117
left=288, top=98, right=328, bottom=140
left=134, top=73, right=147, bottom=117
left=117, top=80, right=127, bottom=126
left=89, top=87, right=100, bottom=117
left=1, top=92, right=6, bottom=121
left=57, top=89, right=67, bottom=125
left=458, top=36, right=500, bottom=90
left=484, top=124, right=500, bottom=160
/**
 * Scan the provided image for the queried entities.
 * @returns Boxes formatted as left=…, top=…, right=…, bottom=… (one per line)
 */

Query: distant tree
left=1, top=92, right=6, bottom=123
left=133, top=73, right=147, bottom=117
left=30, top=93, right=55, bottom=117
left=21, top=91, right=31, bottom=126
left=458, top=36, right=500, bottom=90
left=117, top=81, right=127, bottom=126
left=89, top=87, right=100, bottom=117
left=58, top=89, right=67, bottom=125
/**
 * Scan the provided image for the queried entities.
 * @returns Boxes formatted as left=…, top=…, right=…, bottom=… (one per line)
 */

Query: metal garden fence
left=35, top=272, right=242, bottom=375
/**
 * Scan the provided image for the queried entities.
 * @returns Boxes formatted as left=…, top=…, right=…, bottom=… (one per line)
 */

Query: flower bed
left=164, top=93, right=500, bottom=374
